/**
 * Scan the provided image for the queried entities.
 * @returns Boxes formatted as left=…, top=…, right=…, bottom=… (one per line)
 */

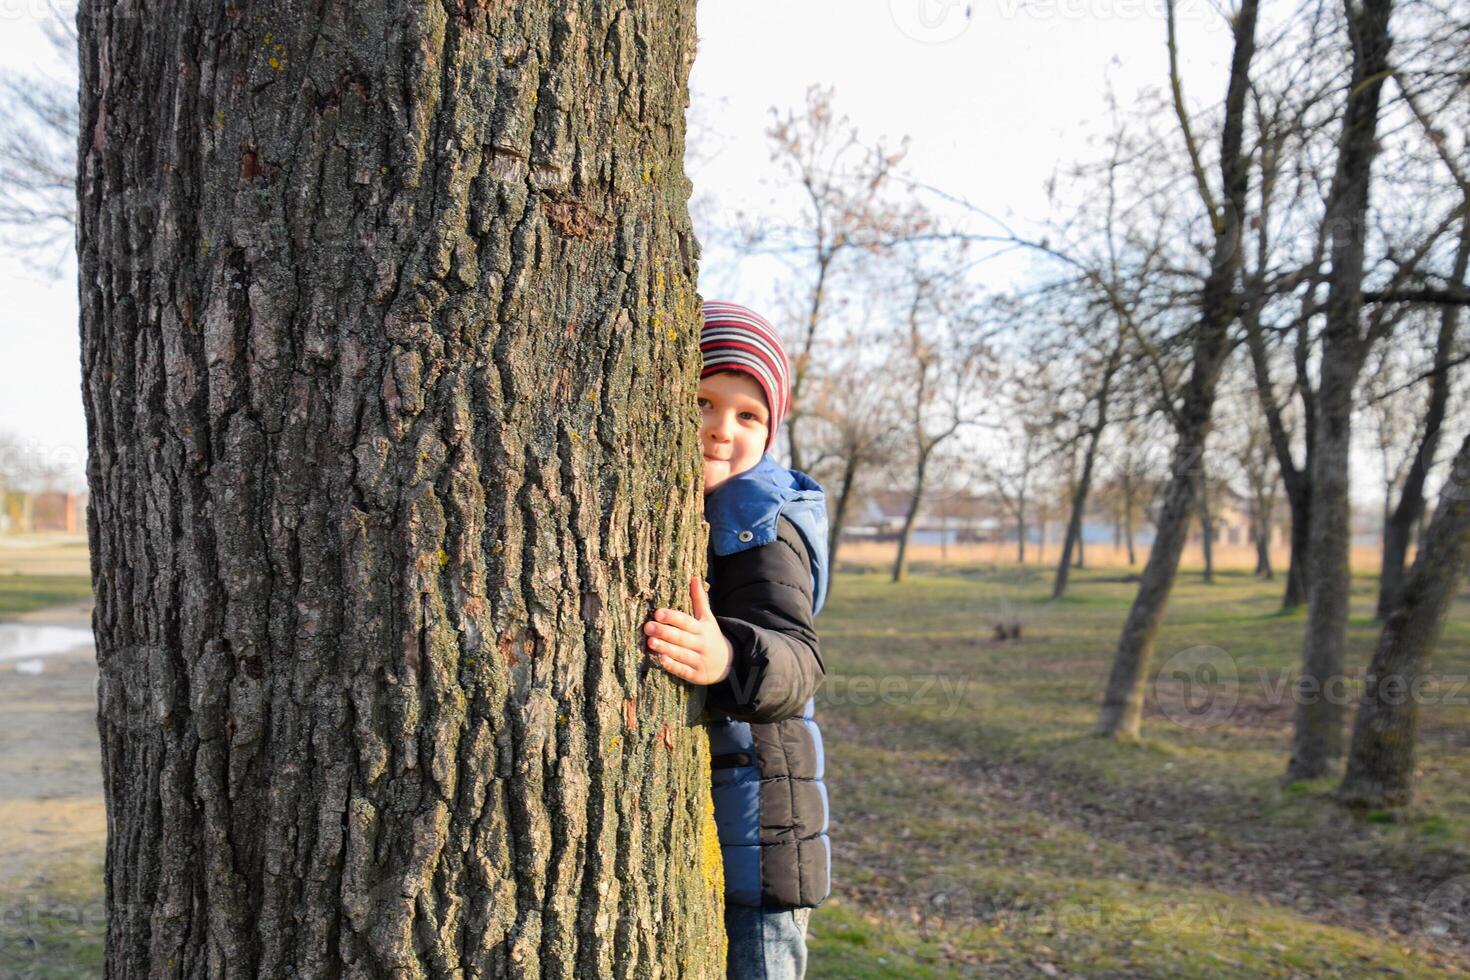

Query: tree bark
left=1287, top=0, right=1396, bottom=782
left=1376, top=215, right=1467, bottom=617
left=1338, top=429, right=1470, bottom=807
left=78, top=2, right=724, bottom=977
left=1094, top=0, right=1258, bottom=739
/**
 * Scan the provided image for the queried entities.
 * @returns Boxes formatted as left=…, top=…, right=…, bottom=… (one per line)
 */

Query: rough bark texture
left=1338, top=429, right=1470, bottom=807
left=77, top=2, right=724, bottom=977
left=1287, top=0, right=1395, bottom=782
left=1094, top=0, right=1259, bottom=739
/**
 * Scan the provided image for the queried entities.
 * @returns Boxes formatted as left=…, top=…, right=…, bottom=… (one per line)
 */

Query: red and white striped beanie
left=699, top=300, right=790, bottom=453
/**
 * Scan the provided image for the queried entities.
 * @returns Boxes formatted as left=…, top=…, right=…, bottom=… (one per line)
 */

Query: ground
left=0, top=534, right=1466, bottom=977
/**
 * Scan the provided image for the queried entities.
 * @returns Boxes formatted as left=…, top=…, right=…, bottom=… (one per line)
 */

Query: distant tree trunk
left=892, top=450, right=931, bottom=583
left=1197, top=470, right=1215, bottom=584
left=1287, top=0, right=1396, bottom=782
left=786, top=254, right=834, bottom=475
left=1095, top=0, right=1258, bottom=739
left=78, top=3, right=724, bottom=977
left=1075, top=531, right=1085, bottom=568
left=1253, top=498, right=1274, bottom=579
left=1282, top=485, right=1312, bottom=607
left=1123, top=474, right=1137, bottom=566
left=1017, top=507, right=1027, bottom=564
left=1338, top=429, right=1470, bottom=807
left=1053, top=416, right=1105, bottom=597
left=827, top=454, right=859, bottom=570
left=1376, top=216, right=1467, bottom=617
left=1242, top=301, right=1313, bottom=609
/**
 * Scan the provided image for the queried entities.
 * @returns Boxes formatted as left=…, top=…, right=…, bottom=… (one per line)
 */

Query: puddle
left=0, top=623, right=95, bottom=662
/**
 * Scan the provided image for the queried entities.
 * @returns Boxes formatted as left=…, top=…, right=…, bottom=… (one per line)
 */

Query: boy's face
left=699, top=371, right=770, bottom=495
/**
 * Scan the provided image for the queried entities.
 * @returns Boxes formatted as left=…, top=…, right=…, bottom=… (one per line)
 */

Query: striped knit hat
left=699, top=300, right=790, bottom=453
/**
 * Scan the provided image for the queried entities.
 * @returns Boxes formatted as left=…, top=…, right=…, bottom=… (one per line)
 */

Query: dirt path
left=0, top=599, right=105, bottom=892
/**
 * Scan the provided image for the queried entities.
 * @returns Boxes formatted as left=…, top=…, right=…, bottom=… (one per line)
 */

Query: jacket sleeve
left=702, top=517, right=825, bottom=724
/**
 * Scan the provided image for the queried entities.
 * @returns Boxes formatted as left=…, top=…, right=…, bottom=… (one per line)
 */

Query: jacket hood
left=704, top=453, right=830, bottom=616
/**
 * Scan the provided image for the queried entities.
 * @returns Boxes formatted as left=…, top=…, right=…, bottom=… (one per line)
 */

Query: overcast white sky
left=1, top=1, right=1242, bottom=494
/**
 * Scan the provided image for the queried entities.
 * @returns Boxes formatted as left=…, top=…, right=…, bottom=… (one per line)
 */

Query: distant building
left=846, top=489, right=1004, bottom=546
left=0, top=489, right=87, bottom=534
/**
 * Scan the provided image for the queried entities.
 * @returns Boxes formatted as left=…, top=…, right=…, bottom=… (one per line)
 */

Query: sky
left=1, top=0, right=1243, bottom=495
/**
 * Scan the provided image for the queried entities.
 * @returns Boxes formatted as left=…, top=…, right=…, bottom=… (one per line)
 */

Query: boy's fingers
left=650, top=644, right=698, bottom=678
left=656, top=655, right=696, bottom=682
left=690, top=575, right=712, bottom=619
left=645, top=623, right=698, bottom=649
left=656, top=608, right=701, bottom=633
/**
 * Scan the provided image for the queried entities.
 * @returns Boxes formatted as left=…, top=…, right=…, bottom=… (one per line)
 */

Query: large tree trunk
left=1094, top=0, right=1258, bottom=739
left=78, top=3, right=724, bottom=978
left=1286, top=0, right=1396, bottom=782
left=1376, top=215, right=1467, bottom=617
left=1338, top=429, right=1470, bottom=807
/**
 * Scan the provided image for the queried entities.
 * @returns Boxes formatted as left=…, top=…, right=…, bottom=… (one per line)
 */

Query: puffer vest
left=702, top=453, right=831, bottom=909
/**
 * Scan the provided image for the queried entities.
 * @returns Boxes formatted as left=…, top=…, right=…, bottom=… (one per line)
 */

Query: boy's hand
left=643, top=575, right=733, bottom=686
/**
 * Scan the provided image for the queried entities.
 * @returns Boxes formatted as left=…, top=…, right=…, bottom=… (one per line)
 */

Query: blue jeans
left=724, top=904, right=812, bottom=980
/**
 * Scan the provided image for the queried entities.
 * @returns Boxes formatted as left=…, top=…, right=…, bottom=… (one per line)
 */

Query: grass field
left=807, top=560, right=1470, bottom=978
left=1, top=552, right=1466, bottom=977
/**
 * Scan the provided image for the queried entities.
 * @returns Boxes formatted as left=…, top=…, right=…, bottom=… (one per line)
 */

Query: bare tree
left=1094, top=0, right=1261, bottom=739
left=1338, top=427, right=1470, bottom=807
left=885, top=251, right=991, bottom=583
left=978, top=367, right=1054, bottom=565
left=1218, top=379, right=1282, bottom=579
left=0, top=0, right=78, bottom=275
left=803, top=330, right=905, bottom=569
left=1376, top=206, right=1469, bottom=617
left=740, top=84, right=931, bottom=473
left=1286, top=0, right=1403, bottom=782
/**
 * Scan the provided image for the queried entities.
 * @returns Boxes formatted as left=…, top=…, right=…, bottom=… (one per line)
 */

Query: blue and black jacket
left=700, top=453, right=831, bottom=909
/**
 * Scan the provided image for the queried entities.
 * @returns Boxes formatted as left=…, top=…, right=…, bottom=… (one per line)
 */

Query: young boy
left=641, top=300, right=831, bottom=980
